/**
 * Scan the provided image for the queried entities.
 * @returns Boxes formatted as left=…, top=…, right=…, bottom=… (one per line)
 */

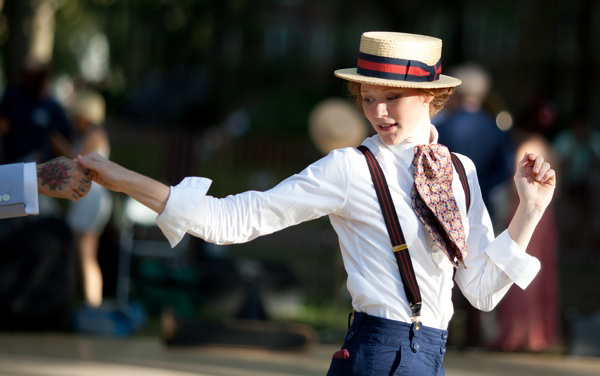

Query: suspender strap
left=357, top=145, right=472, bottom=325
left=357, top=145, right=422, bottom=322
left=450, top=152, right=471, bottom=212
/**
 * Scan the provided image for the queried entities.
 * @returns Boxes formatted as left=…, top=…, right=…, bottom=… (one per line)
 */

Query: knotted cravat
left=411, top=144, right=467, bottom=268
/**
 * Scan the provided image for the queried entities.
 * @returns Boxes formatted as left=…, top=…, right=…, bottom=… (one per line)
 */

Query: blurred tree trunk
left=2, top=0, right=60, bottom=84
left=29, top=0, right=58, bottom=64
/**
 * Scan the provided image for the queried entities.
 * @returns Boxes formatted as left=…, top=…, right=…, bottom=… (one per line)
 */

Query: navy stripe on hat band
left=356, top=68, right=435, bottom=82
left=356, top=52, right=442, bottom=82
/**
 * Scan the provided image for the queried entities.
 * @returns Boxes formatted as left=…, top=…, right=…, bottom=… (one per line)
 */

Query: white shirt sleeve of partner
left=453, top=155, right=541, bottom=312
left=156, top=150, right=350, bottom=248
left=156, top=176, right=211, bottom=247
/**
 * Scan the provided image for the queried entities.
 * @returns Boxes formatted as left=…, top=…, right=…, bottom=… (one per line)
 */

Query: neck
left=405, top=117, right=434, bottom=145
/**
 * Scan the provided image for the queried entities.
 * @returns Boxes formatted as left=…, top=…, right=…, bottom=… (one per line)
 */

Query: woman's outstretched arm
left=78, top=152, right=170, bottom=214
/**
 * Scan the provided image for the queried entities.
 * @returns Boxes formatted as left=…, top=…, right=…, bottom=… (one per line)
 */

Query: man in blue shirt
left=435, top=63, right=513, bottom=220
left=0, top=58, right=73, bottom=164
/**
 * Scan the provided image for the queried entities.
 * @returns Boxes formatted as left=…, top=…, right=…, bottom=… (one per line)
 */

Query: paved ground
left=1, top=333, right=600, bottom=376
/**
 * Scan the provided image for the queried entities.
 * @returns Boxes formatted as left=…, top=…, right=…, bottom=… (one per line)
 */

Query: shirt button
left=441, top=332, right=448, bottom=340
left=1, top=194, right=8, bottom=201
left=440, top=346, right=446, bottom=354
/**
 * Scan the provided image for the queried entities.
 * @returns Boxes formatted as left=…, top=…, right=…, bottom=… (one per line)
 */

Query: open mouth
left=379, top=123, right=398, bottom=130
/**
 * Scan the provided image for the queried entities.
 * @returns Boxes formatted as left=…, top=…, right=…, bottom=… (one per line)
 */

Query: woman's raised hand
left=514, top=152, right=556, bottom=212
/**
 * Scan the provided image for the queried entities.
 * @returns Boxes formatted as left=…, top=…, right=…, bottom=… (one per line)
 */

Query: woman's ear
left=423, top=94, right=434, bottom=105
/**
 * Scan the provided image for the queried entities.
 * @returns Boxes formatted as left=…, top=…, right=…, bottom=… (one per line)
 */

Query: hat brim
left=334, top=68, right=462, bottom=89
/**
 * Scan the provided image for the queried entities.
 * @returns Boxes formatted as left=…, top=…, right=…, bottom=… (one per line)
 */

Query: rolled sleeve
left=455, top=154, right=542, bottom=311
left=156, top=177, right=212, bottom=248
left=485, top=229, right=541, bottom=289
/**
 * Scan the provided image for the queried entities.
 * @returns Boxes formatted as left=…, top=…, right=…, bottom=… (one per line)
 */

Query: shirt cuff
left=485, top=229, right=541, bottom=290
left=156, top=177, right=212, bottom=248
left=24, top=162, right=39, bottom=215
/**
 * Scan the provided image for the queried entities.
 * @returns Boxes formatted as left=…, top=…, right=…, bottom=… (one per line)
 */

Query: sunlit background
left=0, top=0, right=600, bottom=375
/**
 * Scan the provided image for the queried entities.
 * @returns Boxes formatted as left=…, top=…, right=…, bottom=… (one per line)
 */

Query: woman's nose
left=375, top=103, right=388, bottom=117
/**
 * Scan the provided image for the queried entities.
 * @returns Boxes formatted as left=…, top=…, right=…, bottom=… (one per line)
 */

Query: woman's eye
left=362, top=97, right=373, bottom=103
left=387, top=95, right=400, bottom=101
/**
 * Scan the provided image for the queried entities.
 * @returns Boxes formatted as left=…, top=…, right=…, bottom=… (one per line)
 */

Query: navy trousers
left=326, top=312, right=448, bottom=376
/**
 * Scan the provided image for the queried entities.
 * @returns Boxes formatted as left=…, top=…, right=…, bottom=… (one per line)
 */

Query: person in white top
left=46, top=89, right=113, bottom=308
left=77, top=32, right=556, bottom=375
left=66, top=90, right=113, bottom=308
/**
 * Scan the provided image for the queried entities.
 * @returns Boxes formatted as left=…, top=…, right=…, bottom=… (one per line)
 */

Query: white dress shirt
left=156, top=135, right=540, bottom=330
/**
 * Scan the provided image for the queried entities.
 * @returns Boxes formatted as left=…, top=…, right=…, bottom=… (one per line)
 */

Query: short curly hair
left=345, top=81, right=455, bottom=118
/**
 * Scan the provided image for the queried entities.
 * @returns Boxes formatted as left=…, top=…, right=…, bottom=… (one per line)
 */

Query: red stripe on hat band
left=357, top=59, right=432, bottom=77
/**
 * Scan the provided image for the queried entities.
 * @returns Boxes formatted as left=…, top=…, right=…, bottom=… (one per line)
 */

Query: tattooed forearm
left=38, top=158, right=71, bottom=191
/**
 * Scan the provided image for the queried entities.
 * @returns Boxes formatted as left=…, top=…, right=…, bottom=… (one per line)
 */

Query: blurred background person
left=434, top=62, right=513, bottom=222
left=63, top=89, right=113, bottom=308
left=492, top=97, right=560, bottom=352
left=0, top=58, right=73, bottom=165
left=434, top=62, right=514, bottom=349
left=553, top=115, right=600, bottom=259
left=0, top=57, right=78, bottom=331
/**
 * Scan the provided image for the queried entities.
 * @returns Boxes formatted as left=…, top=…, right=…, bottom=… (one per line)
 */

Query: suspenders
left=357, top=145, right=470, bottom=328
left=450, top=152, right=471, bottom=211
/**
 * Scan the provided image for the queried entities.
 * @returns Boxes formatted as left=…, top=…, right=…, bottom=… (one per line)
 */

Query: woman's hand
left=77, top=152, right=130, bottom=192
left=514, top=152, right=556, bottom=212
left=508, top=152, right=557, bottom=251
left=77, top=152, right=170, bottom=214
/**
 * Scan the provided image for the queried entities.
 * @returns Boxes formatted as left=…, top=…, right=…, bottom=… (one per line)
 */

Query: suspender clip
left=410, top=302, right=422, bottom=317
left=412, top=316, right=422, bottom=331
left=410, top=302, right=422, bottom=330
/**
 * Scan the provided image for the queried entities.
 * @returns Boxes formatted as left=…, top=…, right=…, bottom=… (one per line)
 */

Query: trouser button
left=411, top=342, right=420, bottom=353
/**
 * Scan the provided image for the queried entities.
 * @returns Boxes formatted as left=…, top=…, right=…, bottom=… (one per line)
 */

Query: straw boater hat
left=334, top=31, right=462, bottom=89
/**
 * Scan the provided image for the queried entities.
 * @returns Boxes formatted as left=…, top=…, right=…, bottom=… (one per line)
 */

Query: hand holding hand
left=77, top=152, right=130, bottom=192
left=514, top=152, right=557, bottom=212
left=37, top=157, right=92, bottom=201
left=78, top=152, right=170, bottom=214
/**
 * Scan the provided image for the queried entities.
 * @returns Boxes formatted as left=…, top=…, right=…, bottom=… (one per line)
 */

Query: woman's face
left=360, top=84, right=432, bottom=145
